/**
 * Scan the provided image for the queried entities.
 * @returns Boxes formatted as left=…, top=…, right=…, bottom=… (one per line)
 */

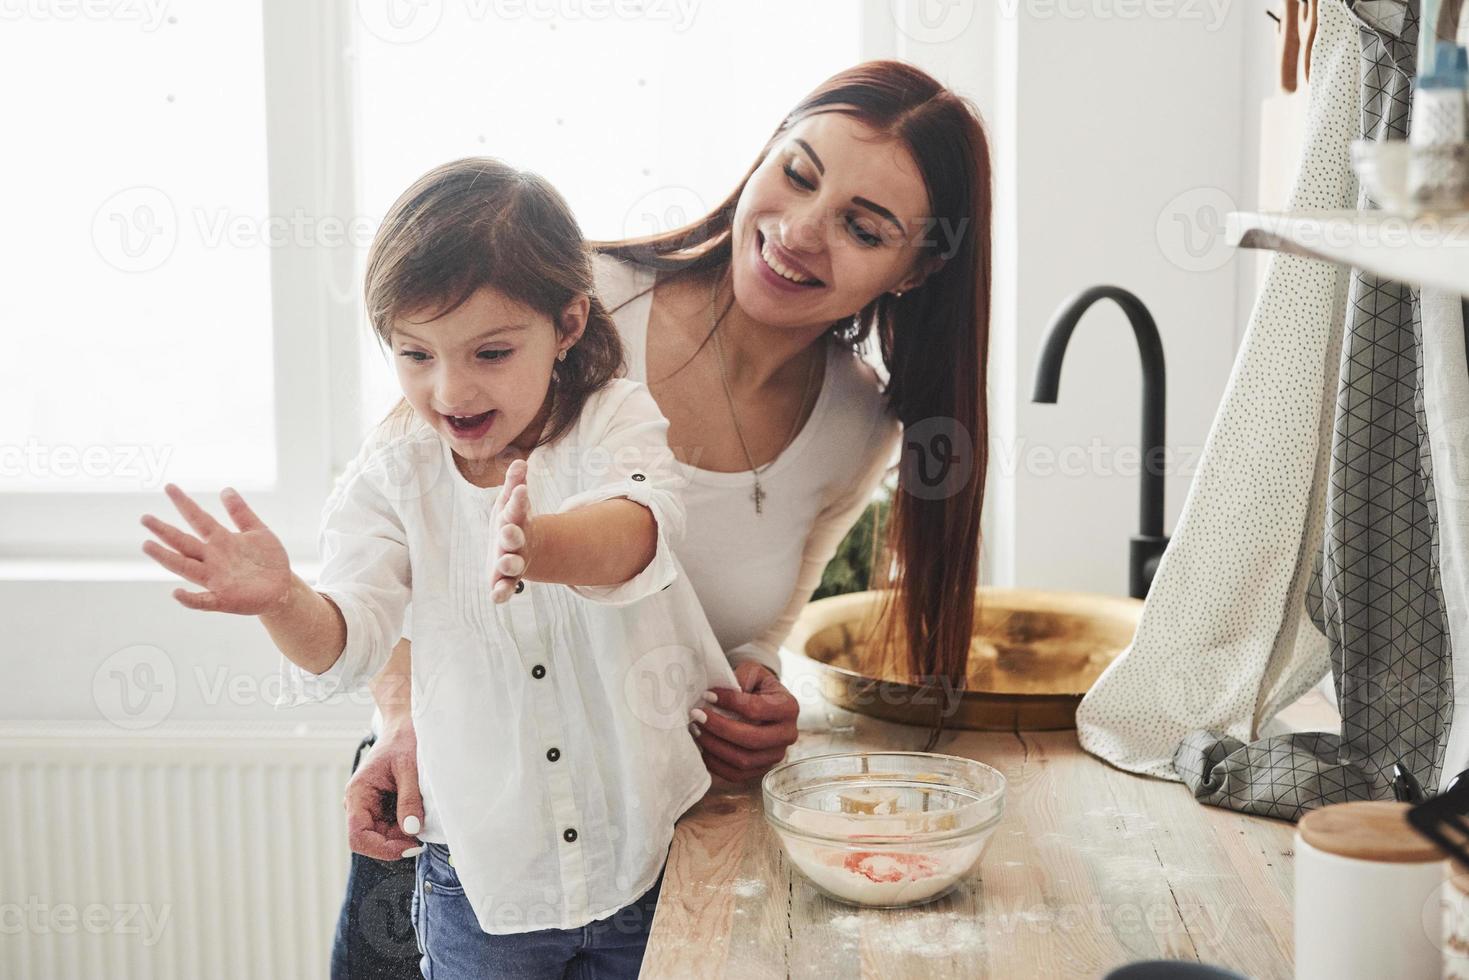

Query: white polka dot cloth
left=1075, top=0, right=1362, bottom=789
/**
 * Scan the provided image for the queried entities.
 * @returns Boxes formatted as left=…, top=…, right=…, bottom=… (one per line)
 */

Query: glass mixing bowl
left=762, top=751, right=1006, bottom=908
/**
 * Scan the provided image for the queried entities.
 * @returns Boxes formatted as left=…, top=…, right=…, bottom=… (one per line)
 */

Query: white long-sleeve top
left=591, top=252, right=903, bottom=678
left=365, top=256, right=899, bottom=692
left=279, top=379, right=738, bottom=934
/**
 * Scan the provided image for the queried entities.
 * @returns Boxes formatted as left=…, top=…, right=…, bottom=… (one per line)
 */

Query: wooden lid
left=1298, top=801, right=1442, bottom=864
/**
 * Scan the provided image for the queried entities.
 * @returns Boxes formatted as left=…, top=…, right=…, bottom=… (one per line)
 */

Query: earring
left=557, top=349, right=568, bottom=362
left=892, top=289, right=906, bottom=298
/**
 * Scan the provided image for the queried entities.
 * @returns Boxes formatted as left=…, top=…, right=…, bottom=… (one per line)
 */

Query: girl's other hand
left=489, top=458, right=531, bottom=603
left=140, top=483, right=292, bottom=614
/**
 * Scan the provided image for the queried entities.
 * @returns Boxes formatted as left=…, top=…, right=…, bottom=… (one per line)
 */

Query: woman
left=331, top=59, right=992, bottom=978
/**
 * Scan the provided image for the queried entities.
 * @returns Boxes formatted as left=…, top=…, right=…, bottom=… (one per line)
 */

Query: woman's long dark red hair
left=595, top=60, right=991, bottom=731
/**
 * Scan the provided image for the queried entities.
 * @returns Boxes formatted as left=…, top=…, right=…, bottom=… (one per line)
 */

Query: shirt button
left=630, top=473, right=646, bottom=482
left=514, top=580, right=525, bottom=594
left=531, top=664, right=546, bottom=679
left=546, top=747, right=560, bottom=762
left=563, top=828, right=578, bottom=843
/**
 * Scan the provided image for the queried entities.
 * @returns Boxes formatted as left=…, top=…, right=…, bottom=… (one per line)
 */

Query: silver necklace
left=708, top=277, right=820, bottom=515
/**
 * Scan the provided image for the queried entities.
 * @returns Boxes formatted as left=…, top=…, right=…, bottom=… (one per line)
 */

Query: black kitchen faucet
left=1032, top=285, right=1170, bottom=600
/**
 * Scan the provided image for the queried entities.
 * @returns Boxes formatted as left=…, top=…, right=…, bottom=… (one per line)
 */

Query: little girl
left=139, top=157, right=737, bottom=979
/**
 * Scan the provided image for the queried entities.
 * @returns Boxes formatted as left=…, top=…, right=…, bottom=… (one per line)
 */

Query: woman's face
left=730, top=110, right=937, bottom=329
left=389, top=287, right=585, bottom=462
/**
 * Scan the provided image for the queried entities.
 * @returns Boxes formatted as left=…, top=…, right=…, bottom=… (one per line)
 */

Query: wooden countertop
left=642, top=655, right=1339, bottom=979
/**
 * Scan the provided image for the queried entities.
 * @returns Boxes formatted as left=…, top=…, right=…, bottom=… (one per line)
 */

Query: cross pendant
left=751, top=482, right=766, bottom=515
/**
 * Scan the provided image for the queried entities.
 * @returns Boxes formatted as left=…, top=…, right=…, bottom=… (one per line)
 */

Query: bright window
left=0, top=4, right=276, bottom=494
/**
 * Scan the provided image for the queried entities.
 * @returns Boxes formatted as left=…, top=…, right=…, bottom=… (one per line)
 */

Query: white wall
left=2, top=567, right=370, bottom=726
left=961, top=2, right=1275, bottom=595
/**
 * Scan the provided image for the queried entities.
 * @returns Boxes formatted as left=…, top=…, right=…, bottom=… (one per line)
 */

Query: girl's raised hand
left=489, top=458, right=532, bottom=604
left=140, top=484, right=293, bottom=614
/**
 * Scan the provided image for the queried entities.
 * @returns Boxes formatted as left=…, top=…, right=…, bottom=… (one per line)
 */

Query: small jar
left=1294, top=801, right=1446, bottom=980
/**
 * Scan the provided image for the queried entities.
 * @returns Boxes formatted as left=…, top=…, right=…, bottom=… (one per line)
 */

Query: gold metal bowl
left=786, top=588, right=1144, bottom=731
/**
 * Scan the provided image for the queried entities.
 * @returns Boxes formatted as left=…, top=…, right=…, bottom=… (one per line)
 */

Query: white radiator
left=0, top=723, right=368, bottom=980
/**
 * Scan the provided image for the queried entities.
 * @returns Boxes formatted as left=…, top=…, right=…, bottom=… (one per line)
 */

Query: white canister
left=1294, top=801, right=1446, bottom=980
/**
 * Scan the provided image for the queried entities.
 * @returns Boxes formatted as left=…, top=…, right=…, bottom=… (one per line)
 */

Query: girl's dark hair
left=365, top=157, right=624, bottom=447
left=594, top=60, right=991, bottom=735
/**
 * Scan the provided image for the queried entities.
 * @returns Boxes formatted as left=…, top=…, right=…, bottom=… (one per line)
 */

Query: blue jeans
left=411, top=842, right=665, bottom=980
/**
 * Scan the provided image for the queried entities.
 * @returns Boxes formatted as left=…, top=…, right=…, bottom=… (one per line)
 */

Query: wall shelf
left=1227, top=209, right=1469, bottom=297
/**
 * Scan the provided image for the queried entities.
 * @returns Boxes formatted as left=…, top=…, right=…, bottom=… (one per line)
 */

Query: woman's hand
left=344, top=719, right=425, bottom=862
left=490, top=459, right=532, bottom=603
left=140, top=483, right=292, bottom=613
left=693, top=660, right=800, bottom=784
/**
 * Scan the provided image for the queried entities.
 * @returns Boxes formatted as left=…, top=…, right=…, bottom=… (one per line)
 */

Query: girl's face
left=390, top=287, right=586, bottom=461
left=730, top=110, right=939, bottom=330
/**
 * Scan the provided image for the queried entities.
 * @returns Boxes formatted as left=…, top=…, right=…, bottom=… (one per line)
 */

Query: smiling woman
left=601, top=60, right=993, bottom=696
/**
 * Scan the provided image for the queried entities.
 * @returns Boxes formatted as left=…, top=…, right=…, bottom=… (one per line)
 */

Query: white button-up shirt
left=278, top=379, right=738, bottom=933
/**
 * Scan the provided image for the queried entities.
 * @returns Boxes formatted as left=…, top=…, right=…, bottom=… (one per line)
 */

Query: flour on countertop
left=825, top=911, right=985, bottom=958
left=732, top=877, right=767, bottom=898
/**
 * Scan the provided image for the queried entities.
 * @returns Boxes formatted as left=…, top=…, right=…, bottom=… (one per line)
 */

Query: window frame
left=1, top=0, right=365, bottom=563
